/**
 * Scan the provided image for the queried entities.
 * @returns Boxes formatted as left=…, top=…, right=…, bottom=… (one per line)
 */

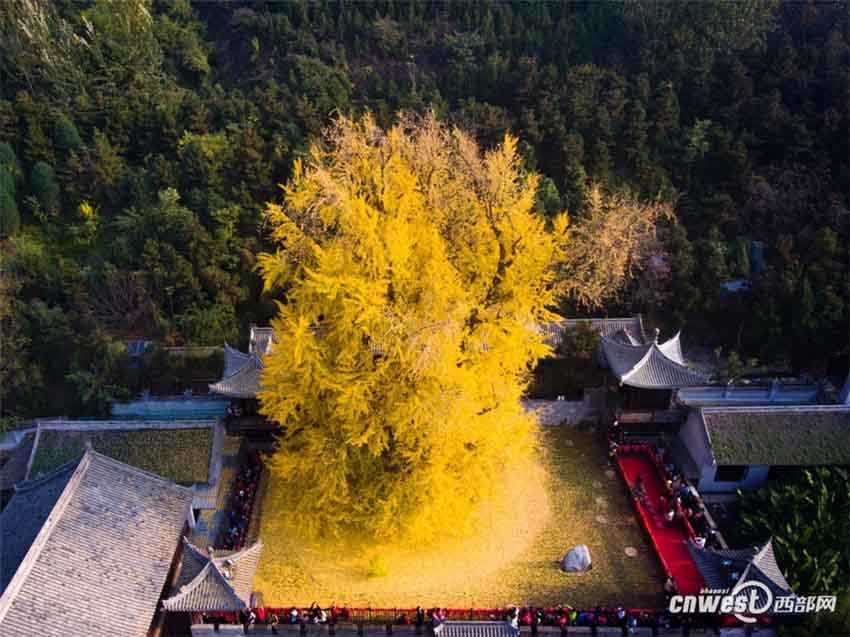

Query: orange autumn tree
left=257, top=113, right=667, bottom=542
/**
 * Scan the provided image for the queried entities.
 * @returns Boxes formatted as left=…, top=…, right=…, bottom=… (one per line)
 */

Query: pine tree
left=30, top=161, right=60, bottom=214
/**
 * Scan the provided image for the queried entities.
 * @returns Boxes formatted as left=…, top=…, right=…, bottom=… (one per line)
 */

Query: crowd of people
left=221, top=452, right=261, bottom=551
left=611, top=438, right=722, bottom=552
left=200, top=604, right=753, bottom=632
left=200, top=433, right=737, bottom=633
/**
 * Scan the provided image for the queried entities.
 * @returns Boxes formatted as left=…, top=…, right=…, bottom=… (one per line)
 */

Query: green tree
left=30, top=161, right=60, bottom=213
left=53, top=115, right=82, bottom=153
left=652, top=80, right=679, bottom=146
left=0, top=182, right=20, bottom=236
left=534, top=177, right=563, bottom=218
left=736, top=467, right=849, bottom=595
left=623, top=98, right=650, bottom=180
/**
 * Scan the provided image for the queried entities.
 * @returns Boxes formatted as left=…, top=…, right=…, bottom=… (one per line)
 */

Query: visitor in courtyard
left=616, top=607, right=626, bottom=625
left=685, top=484, right=700, bottom=507
left=508, top=607, right=519, bottom=630
left=244, top=608, right=257, bottom=632
left=691, top=507, right=707, bottom=530
left=607, top=439, right=618, bottom=463
left=632, top=476, right=646, bottom=502
left=308, top=602, right=325, bottom=624
left=611, top=419, right=622, bottom=443
left=268, top=612, right=280, bottom=634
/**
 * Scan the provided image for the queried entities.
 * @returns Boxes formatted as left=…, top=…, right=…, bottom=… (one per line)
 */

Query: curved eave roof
left=688, top=539, right=793, bottom=604
left=223, top=344, right=251, bottom=378
left=209, top=355, right=263, bottom=399
left=657, top=331, right=685, bottom=365
left=163, top=539, right=263, bottom=612
left=601, top=335, right=707, bottom=389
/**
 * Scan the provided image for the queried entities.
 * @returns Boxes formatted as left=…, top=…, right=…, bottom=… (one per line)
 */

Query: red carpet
left=617, top=451, right=704, bottom=594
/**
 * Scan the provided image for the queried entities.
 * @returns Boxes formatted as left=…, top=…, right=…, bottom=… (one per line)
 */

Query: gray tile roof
left=0, top=449, right=193, bottom=637
left=223, top=344, right=251, bottom=378
left=601, top=333, right=708, bottom=389
left=656, top=331, right=686, bottom=366
left=701, top=405, right=850, bottom=465
left=688, top=539, right=793, bottom=603
left=209, top=354, right=264, bottom=399
left=436, top=622, right=519, bottom=637
left=163, top=539, right=262, bottom=612
left=540, top=316, right=646, bottom=349
left=212, top=325, right=276, bottom=399
left=0, top=459, right=77, bottom=591
left=0, top=432, right=35, bottom=491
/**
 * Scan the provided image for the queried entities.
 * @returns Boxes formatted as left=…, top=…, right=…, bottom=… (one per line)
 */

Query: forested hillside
left=0, top=0, right=847, bottom=419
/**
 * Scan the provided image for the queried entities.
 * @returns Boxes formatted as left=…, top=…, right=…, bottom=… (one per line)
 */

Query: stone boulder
left=561, top=545, right=592, bottom=572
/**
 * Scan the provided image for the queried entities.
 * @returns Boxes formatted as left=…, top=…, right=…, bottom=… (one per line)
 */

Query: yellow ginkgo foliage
left=257, top=112, right=568, bottom=543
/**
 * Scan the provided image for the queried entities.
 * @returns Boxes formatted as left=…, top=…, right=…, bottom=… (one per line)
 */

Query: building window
left=715, top=465, right=749, bottom=482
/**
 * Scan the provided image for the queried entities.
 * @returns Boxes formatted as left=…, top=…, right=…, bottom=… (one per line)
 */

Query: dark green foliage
left=29, top=161, right=59, bottom=213
left=0, top=0, right=847, bottom=417
left=534, top=177, right=563, bottom=218
left=0, top=174, right=19, bottom=236
left=52, top=115, right=82, bottom=152
left=734, top=467, right=849, bottom=595
left=0, top=142, right=20, bottom=178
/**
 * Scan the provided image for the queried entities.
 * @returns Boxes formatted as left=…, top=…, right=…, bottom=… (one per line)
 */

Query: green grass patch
left=31, top=427, right=213, bottom=484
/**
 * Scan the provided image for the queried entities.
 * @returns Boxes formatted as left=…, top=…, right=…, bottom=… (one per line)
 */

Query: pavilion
left=601, top=328, right=708, bottom=409
left=687, top=538, right=794, bottom=604
left=210, top=327, right=277, bottom=435
left=163, top=538, right=262, bottom=617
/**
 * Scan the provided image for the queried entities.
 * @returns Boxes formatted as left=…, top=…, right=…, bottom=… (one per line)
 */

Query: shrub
left=30, top=161, right=60, bottom=213
left=53, top=115, right=83, bottom=152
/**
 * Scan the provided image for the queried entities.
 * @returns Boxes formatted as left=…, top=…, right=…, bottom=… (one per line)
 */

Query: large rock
left=561, top=545, right=592, bottom=572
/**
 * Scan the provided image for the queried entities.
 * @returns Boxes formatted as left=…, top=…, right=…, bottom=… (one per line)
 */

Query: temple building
left=677, top=404, right=850, bottom=492
left=0, top=449, right=195, bottom=637
left=162, top=538, right=262, bottom=634
left=540, top=315, right=647, bottom=352
left=600, top=328, right=708, bottom=409
left=687, top=538, right=794, bottom=604
left=210, top=327, right=277, bottom=436
left=210, top=326, right=274, bottom=403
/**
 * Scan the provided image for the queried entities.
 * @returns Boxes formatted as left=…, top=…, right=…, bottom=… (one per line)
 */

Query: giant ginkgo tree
left=257, top=112, right=668, bottom=542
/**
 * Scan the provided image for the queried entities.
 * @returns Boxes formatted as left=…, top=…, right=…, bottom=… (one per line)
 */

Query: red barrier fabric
left=617, top=452, right=704, bottom=594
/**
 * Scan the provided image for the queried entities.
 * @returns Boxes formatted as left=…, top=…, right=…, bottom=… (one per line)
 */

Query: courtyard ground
left=253, top=425, right=664, bottom=609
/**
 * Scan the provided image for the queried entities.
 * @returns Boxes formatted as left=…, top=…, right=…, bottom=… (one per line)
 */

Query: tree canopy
left=257, top=113, right=568, bottom=540
left=0, top=1, right=846, bottom=419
